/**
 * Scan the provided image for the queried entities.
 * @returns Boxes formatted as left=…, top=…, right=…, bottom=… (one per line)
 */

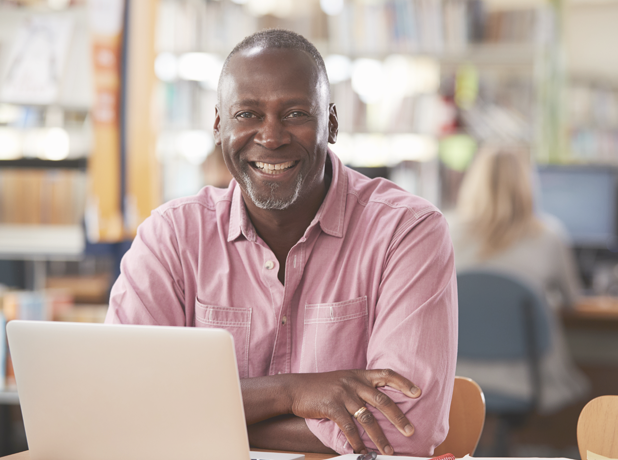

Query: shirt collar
left=227, top=184, right=257, bottom=242
left=227, top=148, right=348, bottom=242
left=313, top=148, right=346, bottom=238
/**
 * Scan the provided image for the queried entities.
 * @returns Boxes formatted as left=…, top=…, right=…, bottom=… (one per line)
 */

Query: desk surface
left=0, top=451, right=335, bottom=460
left=571, top=296, right=618, bottom=319
left=562, top=297, right=618, bottom=331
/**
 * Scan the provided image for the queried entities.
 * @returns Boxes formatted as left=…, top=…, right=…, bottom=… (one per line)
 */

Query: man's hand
left=284, top=369, right=421, bottom=455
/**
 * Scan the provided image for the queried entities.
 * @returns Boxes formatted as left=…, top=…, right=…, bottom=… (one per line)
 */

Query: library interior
left=0, top=0, right=618, bottom=458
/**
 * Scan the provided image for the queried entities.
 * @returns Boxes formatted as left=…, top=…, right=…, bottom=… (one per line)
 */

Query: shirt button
left=281, top=315, right=287, bottom=325
left=277, top=371, right=281, bottom=374
left=264, top=260, right=275, bottom=270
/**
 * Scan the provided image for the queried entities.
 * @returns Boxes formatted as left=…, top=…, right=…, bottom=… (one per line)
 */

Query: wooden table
left=0, top=451, right=336, bottom=460
left=564, top=296, right=618, bottom=322
left=562, top=296, right=618, bottom=355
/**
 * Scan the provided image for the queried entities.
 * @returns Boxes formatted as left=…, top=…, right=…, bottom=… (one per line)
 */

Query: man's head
left=214, top=29, right=337, bottom=212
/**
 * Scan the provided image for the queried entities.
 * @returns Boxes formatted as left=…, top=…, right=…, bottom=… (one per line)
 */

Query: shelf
left=325, top=43, right=539, bottom=66
left=0, top=225, right=84, bottom=260
left=161, top=43, right=539, bottom=68
left=0, top=158, right=87, bottom=170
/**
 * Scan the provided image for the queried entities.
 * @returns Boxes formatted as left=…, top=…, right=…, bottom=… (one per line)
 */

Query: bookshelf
left=563, top=0, right=618, bottom=165
left=152, top=0, right=564, bottom=208
left=567, top=80, right=618, bottom=164
left=0, top=2, right=92, bottom=232
left=0, top=0, right=159, bottom=244
left=0, top=0, right=127, bottom=323
left=0, top=225, right=84, bottom=260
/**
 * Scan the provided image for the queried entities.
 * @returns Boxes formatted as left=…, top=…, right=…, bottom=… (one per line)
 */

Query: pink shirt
left=106, top=150, right=457, bottom=456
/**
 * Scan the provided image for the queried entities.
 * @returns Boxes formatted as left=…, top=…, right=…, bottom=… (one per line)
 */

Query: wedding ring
left=353, top=406, right=368, bottom=419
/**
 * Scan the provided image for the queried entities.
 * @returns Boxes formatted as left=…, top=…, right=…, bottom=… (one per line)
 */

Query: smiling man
left=106, top=30, right=457, bottom=456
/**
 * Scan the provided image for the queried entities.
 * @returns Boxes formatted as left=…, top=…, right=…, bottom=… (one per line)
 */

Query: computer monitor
left=537, top=165, right=618, bottom=248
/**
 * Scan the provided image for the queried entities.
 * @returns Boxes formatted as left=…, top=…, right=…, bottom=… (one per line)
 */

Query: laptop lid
left=7, top=321, right=252, bottom=460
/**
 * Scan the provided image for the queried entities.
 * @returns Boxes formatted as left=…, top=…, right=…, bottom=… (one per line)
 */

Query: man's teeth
left=254, top=161, right=296, bottom=174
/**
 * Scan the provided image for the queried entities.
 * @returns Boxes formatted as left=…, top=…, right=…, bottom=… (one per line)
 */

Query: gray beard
left=239, top=169, right=304, bottom=210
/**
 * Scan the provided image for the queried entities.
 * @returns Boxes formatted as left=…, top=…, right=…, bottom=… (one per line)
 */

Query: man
left=106, top=29, right=457, bottom=456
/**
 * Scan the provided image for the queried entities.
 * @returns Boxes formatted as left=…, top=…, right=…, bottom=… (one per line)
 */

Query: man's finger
left=349, top=402, right=394, bottom=456
left=358, top=386, right=415, bottom=437
left=329, top=406, right=367, bottom=454
left=366, top=368, right=422, bottom=399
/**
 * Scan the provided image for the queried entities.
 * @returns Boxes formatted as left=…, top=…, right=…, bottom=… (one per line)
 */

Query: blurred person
left=106, top=29, right=457, bottom=456
left=448, top=145, right=590, bottom=413
left=203, top=144, right=233, bottom=188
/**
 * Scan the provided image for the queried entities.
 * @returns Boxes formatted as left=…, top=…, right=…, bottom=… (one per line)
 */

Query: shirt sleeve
left=105, top=210, right=187, bottom=326
left=305, top=210, right=458, bottom=456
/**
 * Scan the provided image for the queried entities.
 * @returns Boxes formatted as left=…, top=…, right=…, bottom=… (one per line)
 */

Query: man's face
left=214, top=47, right=337, bottom=211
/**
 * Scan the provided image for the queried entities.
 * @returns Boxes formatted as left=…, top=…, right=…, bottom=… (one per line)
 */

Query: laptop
left=7, top=320, right=304, bottom=460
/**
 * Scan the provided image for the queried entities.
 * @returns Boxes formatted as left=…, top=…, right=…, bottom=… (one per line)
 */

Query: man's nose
left=254, top=117, right=291, bottom=150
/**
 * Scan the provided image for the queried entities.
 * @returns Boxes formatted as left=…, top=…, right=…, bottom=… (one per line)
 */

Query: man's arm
left=241, top=370, right=421, bottom=456
left=106, top=212, right=186, bottom=326
left=303, top=211, right=458, bottom=456
left=248, top=416, right=335, bottom=454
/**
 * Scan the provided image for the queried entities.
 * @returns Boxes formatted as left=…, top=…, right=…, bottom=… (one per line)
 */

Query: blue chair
left=457, top=270, right=553, bottom=455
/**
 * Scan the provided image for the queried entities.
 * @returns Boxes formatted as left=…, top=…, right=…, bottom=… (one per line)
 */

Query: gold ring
left=353, top=406, right=368, bottom=419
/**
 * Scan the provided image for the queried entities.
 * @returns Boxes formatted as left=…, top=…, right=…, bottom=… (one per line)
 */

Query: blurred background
left=0, top=0, right=617, bottom=457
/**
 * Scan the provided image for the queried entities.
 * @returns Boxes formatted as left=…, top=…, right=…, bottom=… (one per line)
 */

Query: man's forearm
left=242, top=375, right=333, bottom=453
left=248, top=415, right=336, bottom=454
left=241, top=375, right=293, bottom=424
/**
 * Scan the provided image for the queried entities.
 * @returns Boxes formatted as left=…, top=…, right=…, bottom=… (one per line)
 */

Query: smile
left=252, top=161, right=298, bottom=175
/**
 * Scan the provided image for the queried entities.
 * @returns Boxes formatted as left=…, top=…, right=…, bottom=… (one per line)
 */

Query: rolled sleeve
left=105, top=211, right=187, bottom=326
left=305, top=211, right=458, bottom=456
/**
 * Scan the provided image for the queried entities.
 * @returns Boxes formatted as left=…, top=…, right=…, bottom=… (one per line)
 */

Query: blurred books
left=568, top=83, right=618, bottom=163
left=0, top=169, right=87, bottom=225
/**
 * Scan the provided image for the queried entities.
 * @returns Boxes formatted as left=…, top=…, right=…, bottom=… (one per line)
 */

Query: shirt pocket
left=195, top=300, right=252, bottom=379
left=300, top=296, right=368, bottom=373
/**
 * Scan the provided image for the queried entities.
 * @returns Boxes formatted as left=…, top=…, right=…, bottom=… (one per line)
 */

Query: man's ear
left=328, top=103, right=338, bottom=144
left=213, top=106, right=222, bottom=145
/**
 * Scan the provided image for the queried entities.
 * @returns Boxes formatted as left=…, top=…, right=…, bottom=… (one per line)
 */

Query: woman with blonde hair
left=449, top=145, right=589, bottom=414
left=457, top=146, right=542, bottom=259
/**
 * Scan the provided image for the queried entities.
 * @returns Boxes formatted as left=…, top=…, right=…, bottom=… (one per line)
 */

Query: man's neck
left=245, top=178, right=329, bottom=254
left=242, top=162, right=332, bottom=283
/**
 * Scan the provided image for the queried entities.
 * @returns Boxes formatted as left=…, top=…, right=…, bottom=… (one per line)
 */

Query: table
left=563, top=296, right=618, bottom=323
left=561, top=296, right=618, bottom=366
left=0, top=451, right=336, bottom=460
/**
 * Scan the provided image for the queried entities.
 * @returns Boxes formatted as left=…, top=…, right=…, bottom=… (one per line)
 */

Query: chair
left=577, top=395, right=618, bottom=460
left=434, top=376, right=486, bottom=457
left=456, top=270, right=553, bottom=455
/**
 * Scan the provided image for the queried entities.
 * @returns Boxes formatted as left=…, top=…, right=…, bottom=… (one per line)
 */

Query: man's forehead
left=219, top=46, right=327, bottom=104
left=228, top=46, right=317, bottom=73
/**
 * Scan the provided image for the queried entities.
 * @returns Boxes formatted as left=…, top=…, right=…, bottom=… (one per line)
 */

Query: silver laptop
left=7, top=320, right=304, bottom=460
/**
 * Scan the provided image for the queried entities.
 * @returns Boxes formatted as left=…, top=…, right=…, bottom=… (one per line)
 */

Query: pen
left=356, top=452, right=378, bottom=460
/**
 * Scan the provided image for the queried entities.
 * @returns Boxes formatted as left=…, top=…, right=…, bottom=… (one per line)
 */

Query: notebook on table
left=7, top=320, right=304, bottom=460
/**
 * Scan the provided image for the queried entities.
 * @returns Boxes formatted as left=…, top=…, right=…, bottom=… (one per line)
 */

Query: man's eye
left=287, top=111, right=307, bottom=119
left=237, top=112, right=255, bottom=119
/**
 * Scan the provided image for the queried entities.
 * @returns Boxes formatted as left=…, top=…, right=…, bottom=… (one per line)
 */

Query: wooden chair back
left=433, top=376, right=486, bottom=458
left=577, top=395, right=618, bottom=460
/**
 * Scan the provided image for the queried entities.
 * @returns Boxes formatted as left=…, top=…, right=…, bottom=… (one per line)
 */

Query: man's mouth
left=252, top=160, right=298, bottom=175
